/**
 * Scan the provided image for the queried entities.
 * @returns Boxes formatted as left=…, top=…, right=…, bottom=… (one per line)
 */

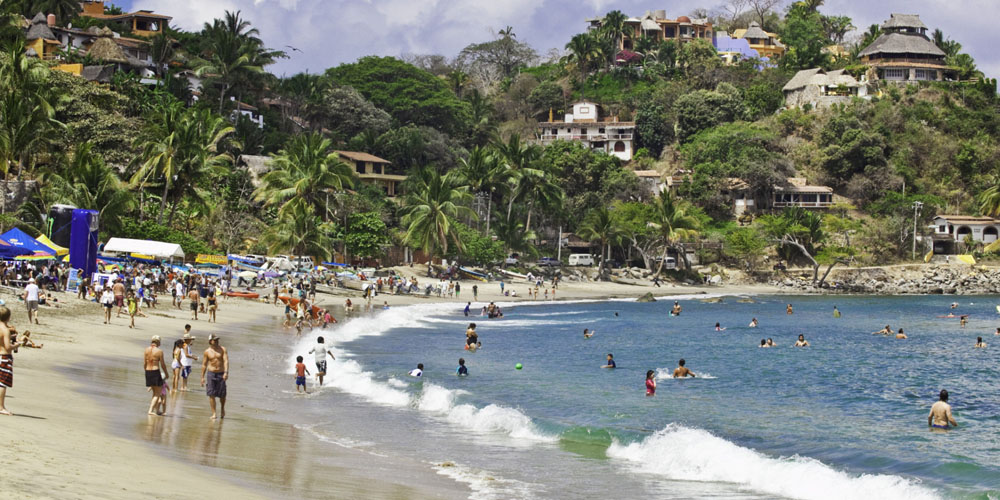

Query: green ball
left=515, top=363, right=523, bottom=370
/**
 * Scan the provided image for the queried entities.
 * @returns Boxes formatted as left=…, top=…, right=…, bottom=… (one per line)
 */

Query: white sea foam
left=417, top=384, right=555, bottom=443
left=433, top=461, right=538, bottom=500
left=606, top=424, right=941, bottom=500
left=655, top=368, right=718, bottom=380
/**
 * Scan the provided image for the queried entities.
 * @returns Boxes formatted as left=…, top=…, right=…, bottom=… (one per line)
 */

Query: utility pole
left=557, top=225, right=563, bottom=261
left=912, top=201, right=923, bottom=261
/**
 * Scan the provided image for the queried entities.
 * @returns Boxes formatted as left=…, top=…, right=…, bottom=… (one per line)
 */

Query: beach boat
left=224, top=291, right=260, bottom=299
left=459, top=267, right=488, bottom=282
left=278, top=295, right=322, bottom=319
left=339, top=279, right=366, bottom=291
left=501, top=269, right=527, bottom=280
left=314, top=283, right=342, bottom=295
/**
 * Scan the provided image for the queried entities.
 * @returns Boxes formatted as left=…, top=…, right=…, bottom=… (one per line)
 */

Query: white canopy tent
left=103, top=237, right=186, bottom=260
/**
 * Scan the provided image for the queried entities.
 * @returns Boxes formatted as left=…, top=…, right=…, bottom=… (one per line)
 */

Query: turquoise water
left=291, top=295, right=1000, bottom=499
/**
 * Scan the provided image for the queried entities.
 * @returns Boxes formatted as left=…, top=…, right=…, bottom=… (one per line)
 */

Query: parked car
left=568, top=254, right=595, bottom=266
left=505, top=254, right=520, bottom=266
left=537, top=257, right=561, bottom=267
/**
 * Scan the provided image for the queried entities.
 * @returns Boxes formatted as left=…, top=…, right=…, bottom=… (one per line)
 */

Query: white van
left=568, top=254, right=595, bottom=266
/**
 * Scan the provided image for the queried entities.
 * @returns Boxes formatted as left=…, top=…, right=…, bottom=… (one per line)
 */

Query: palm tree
left=29, top=0, right=81, bottom=24
left=0, top=41, right=61, bottom=182
left=446, top=70, right=469, bottom=98
left=648, top=191, right=700, bottom=273
left=577, top=206, right=624, bottom=278
left=600, top=10, right=628, bottom=66
left=980, top=184, right=1000, bottom=217
left=457, top=146, right=506, bottom=235
left=563, top=33, right=601, bottom=91
left=515, top=160, right=563, bottom=234
left=150, top=32, right=176, bottom=78
left=262, top=197, right=336, bottom=260
left=492, top=134, right=542, bottom=224
left=492, top=218, right=538, bottom=259
left=255, top=132, right=355, bottom=220
left=400, top=167, right=476, bottom=260
left=41, top=142, right=134, bottom=234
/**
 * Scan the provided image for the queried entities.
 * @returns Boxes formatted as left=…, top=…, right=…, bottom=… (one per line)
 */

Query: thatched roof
left=783, top=68, right=860, bottom=92
left=87, top=35, right=128, bottom=64
left=882, top=13, right=927, bottom=30
left=858, top=32, right=945, bottom=59
left=741, top=22, right=769, bottom=40
left=26, top=12, right=56, bottom=41
left=81, top=65, right=115, bottom=83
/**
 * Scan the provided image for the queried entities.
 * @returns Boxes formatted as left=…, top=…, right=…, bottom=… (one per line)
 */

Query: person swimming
left=794, top=334, right=809, bottom=347
left=960, top=315, right=968, bottom=328
left=583, top=329, right=594, bottom=338
left=714, top=322, right=726, bottom=331
left=833, top=306, right=841, bottom=318
left=872, top=325, right=891, bottom=336
left=766, top=338, right=776, bottom=347
left=749, top=318, right=758, bottom=328
left=928, top=389, right=957, bottom=429
left=974, top=336, right=987, bottom=348
left=786, top=304, right=794, bottom=315
left=672, top=359, right=695, bottom=378
left=895, top=328, right=907, bottom=339
left=759, top=339, right=767, bottom=348
left=602, top=353, right=616, bottom=369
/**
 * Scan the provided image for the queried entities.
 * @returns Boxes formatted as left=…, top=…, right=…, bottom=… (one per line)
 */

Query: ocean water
left=288, top=295, right=1000, bottom=500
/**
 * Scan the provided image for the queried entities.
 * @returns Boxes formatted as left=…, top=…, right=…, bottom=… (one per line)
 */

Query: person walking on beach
left=201, top=334, right=229, bottom=420
left=309, top=336, right=335, bottom=386
left=101, top=287, right=115, bottom=324
left=0, top=306, right=19, bottom=416
left=181, top=330, right=197, bottom=391
left=23, top=278, right=40, bottom=325
left=472, top=284, right=478, bottom=301
left=188, top=288, right=200, bottom=321
left=144, top=335, right=169, bottom=415
left=645, top=370, right=656, bottom=396
left=928, top=390, right=957, bottom=429
left=672, top=359, right=696, bottom=378
left=113, top=279, right=126, bottom=317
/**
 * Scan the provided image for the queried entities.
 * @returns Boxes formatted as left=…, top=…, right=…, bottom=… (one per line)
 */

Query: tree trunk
left=167, top=196, right=179, bottom=227
left=156, top=182, right=169, bottom=225
left=219, top=83, right=230, bottom=116
left=781, top=236, right=819, bottom=283
left=485, top=194, right=492, bottom=236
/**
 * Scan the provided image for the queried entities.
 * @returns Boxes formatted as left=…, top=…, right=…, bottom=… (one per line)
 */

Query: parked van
left=568, top=254, right=595, bottom=266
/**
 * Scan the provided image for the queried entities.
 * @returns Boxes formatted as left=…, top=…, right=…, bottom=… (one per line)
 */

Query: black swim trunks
left=205, top=371, right=227, bottom=398
left=315, top=361, right=327, bottom=374
left=144, top=369, right=163, bottom=387
left=190, top=301, right=198, bottom=311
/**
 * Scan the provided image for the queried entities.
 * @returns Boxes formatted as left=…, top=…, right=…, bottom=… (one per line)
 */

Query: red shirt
left=646, top=378, right=656, bottom=395
left=295, top=363, right=306, bottom=377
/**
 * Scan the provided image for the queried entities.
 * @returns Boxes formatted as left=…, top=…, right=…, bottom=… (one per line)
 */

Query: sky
left=116, top=0, right=999, bottom=79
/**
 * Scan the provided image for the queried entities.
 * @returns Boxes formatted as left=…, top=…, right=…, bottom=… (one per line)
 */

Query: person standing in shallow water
left=786, top=303, right=794, bottom=315
left=201, top=334, right=229, bottom=420
left=143, top=335, right=169, bottom=415
left=645, top=370, right=656, bottom=396
left=928, top=389, right=957, bottom=429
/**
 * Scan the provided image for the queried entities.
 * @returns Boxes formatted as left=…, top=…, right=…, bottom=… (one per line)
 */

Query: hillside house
left=858, top=13, right=955, bottom=82
left=80, top=1, right=171, bottom=38
left=725, top=178, right=834, bottom=216
left=731, top=22, right=784, bottom=59
left=537, top=101, right=636, bottom=161
left=587, top=10, right=713, bottom=52
left=930, top=215, right=1000, bottom=253
left=783, top=68, right=867, bottom=108
left=336, top=151, right=406, bottom=198
left=713, top=31, right=758, bottom=65
left=232, top=102, right=264, bottom=128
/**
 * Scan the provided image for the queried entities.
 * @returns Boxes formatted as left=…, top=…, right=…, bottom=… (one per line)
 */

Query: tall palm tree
left=980, top=183, right=1000, bottom=217
left=255, top=132, right=354, bottom=220
left=492, top=134, right=542, bottom=224
left=577, top=206, right=624, bottom=278
left=516, top=160, right=563, bottom=234
left=492, top=218, right=537, bottom=259
left=150, top=32, right=176, bottom=78
left=600, top=10, right=628, bottom=67
left=400, top=167, right=475, bottom=260
left=563, top=33, right=601, bottom=91
left=0, top=41, right=61, bottom=182
left=457, top=146, right=506, bottom=235
left=446, top=70, right=469, bottom=98
left=648, top=191, right=700, bottom=273
left=262, top=197, right=336, bottom=260
left=41, top=142, right=134, bottom=234
left=131, top=101, right=183, bottom=223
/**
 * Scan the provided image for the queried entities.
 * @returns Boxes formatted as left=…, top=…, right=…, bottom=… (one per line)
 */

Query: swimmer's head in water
left=583, top=329, right=589, bottom=334
left=761, top=339, right=766, bottom=346
left=469, top=323, right=476, bottom=329
left=417, top=363, right=424, bottom=370
left=459, top=358, right=465, bottom=366
left=977, top=337, right=983, bottom=342
left=798, top=334, right=805, bottom=340
left=898, top=328, right=904, bottom=334
left=646, top=370, right=655, bottom=379
left=678, top=359, right=685, bottom=366
left=940, top=389, right=949, bottom=401
left=607, top=353, right=613, bottom=359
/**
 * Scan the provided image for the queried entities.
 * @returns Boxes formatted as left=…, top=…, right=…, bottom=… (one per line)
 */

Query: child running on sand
left=295, top=356, right=310, bottom=393
left=127, top=293, right=138, bottom=329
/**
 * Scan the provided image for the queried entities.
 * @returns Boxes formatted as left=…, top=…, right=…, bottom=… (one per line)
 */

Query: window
left=665, top=27, right=675, bottom=37
left=613, top=141, right=626, bottom=152
left=355, top=163, right=365, bottom=174
left=938, top=225, right=946, bottom=233
left=883, top=68, right=907, bottom=80
left=915, top=69, right=936, bottom=81
left=578, top=106, right=590, bottom=114
left=599, top=128, right=605, bottom=134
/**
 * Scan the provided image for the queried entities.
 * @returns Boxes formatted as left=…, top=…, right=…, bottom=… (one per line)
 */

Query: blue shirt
left=457, top=365, right=468, bottom=375
left=607, top=359, right=616, bottom=368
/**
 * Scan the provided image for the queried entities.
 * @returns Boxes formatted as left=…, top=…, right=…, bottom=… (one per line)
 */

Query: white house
left=537, top=101, right=636, bottom=161
left=232, top=101, right=264, bottom=128
left=930, top=215, right=1000, bottom=254
left=783, top=68, right=868, bottom=109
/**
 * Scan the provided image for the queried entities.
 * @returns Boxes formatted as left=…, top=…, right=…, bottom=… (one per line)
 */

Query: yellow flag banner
left=196, top=254, right=228, bottom=265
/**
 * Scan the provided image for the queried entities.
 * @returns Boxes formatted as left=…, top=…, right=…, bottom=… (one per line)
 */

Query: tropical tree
left=150, top=32, right=176, bottom=78
left=195, top=11, right=283, bottom=114
left=0, top=41, right=61, bottom=181
left=757, top=206, right=826, bottom=282
left=491, top=218, right=537, bottom=259
left=399, top=167, right=475, bottom=260
left=492, top=134, right=541, bottom=224
left=599, top=10, right=628, bottom=67
left=577, top=205, right=624, bottom=278
left=255, top=132, right=355, bottom=220
left=648, top=191, right=700, bottom=273
left=457, top=146, right=506, bottom=235
left=515, top=159, right=563, bottom=234
left=41, top=142, right=134, bottom=234
left=262, top=197, right=336, bottom=260
left=980, top=183, right=1000, bottom=217
left=563, top=33, right=601, bottom=90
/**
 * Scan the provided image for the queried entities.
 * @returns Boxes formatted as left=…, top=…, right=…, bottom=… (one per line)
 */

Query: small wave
left=606, top=424, right=940, bottom=500
left=655, top=368, right=718, bottom=380
left=417, top=384, right=555, bottom=443
left=433, top=461, right=538, bottom=500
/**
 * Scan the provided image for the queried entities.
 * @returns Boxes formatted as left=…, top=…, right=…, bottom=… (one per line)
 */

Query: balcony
left=539, top=133, right=634, bottom=141
left=772, top=200, right=833, bottom=209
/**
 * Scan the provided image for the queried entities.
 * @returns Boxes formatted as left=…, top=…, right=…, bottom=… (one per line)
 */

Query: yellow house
left=25, top=13, right=61, bottom=60
left=336, top=151, right=406, bottom=199
left=732, top=22, right=785, bottom=59
left=79, top=1, right=171, bottom=37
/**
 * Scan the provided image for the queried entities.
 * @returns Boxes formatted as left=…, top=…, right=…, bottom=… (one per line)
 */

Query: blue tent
left=321, top=262, right=348, bottom=267
left=0, top=228, right=56, bottom=255
left=0, top=238, right=33, bottom=259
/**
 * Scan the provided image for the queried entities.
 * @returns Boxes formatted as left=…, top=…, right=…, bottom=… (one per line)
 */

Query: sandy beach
left=0, top=271, right=777, bottom=499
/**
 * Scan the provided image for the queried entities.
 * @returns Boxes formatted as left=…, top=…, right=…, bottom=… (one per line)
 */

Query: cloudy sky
left=117, top=0, right=998, bottom=78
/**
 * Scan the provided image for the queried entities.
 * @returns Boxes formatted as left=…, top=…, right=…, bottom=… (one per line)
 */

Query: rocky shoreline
left=770, top=265, right=1000, bottom=295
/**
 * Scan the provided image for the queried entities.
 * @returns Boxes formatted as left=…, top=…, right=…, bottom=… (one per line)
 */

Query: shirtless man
left=671, top=301, right=682, bottom=316
left=794, top=334, right=809, bottom=347
left=672, top=358, right=696, bottom=378
left=113, top=279, right=126, bottom=317
left=872, top=325, right=891, bottom=336
left=895, top=328, right=907, bottom=339
left=786, top=303, right=794, bottom=315
left=201, top=334, right=229, bottom=419
left=928, top=389, right=957, bottom=430
left=143, top=335, right=169, bottom=415
left=0, top=306, right=19, bottom=416
left=974, top=336, right=987, bottom=348
left=188, top=288, right=200, bottom=320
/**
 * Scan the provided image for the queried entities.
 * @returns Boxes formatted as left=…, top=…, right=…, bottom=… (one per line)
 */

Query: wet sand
left=0, top=274, right=777, bottom=499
